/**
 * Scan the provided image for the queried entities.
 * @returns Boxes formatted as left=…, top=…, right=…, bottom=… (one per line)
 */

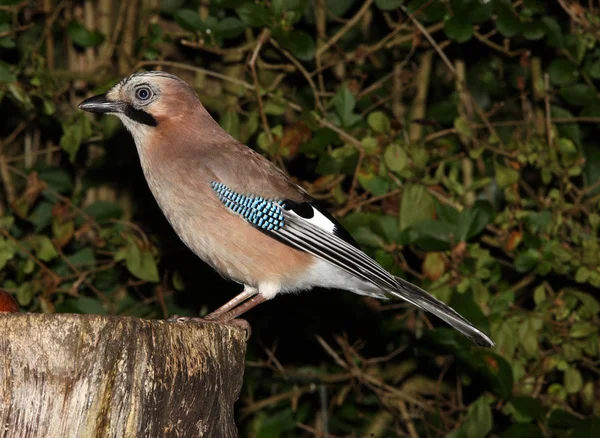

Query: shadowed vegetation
left=0, top=0, right=599, bottom=436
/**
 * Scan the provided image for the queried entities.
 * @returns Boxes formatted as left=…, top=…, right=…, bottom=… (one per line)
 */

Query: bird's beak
left=78, top=94, right=122, bottom=114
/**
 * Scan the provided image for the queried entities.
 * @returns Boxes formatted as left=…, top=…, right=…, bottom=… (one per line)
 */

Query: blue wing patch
left=211, top=181, right=286, bottom=231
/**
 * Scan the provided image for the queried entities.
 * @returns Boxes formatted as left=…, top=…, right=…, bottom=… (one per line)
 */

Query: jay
left=79, top=71, right=494, bottom=347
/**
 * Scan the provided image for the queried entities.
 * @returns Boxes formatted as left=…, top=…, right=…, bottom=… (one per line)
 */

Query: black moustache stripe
left=122, top=104, right=158, bottom=127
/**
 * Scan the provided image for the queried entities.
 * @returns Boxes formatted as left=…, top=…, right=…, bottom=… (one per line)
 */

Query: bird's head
left=78, top=71, right=203, bottom=146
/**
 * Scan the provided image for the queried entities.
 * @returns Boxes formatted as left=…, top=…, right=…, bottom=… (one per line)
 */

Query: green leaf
left=0, top=236, right=17, bottom=270
left=67, top=21, right=105, bottom=48
left=384, top=144, right=408, bottom=173
left=57, top=296, right=108, bottom=315
left=288, top=30, right=316, bottom=61
left=60, top=116, right=92, bottom=163
left=374, top=0, right=404, bottom=11
left=564, top=366, right=583, bottom=394
left=352, top=227, right=385, bottom=248
left=83, top=201, right=124, bottom=224
left=548, top=409, right=580, bottom=429
left=331, top=85, right=361, bottom=128
left=495, top=2, right=521, bottom=37
left=451, top=0, right=492, bottom=24
left=0, top=63, right=16, bottom=83
left=172, top=270, right=186, bottom=291
left=527, top=211, right=552, bottom=232
left=495, top=164, right=519, bottom=188
left=160, top=0, right=186, bottom=14
left=464, top=394, right=494, bottom=438
left=551, top=106, right=581, bottom=146
left=220, top=111, right=241, bottom=139
left=37, top=168, right=74, bottom=194
left=454, top=117, right=473, bottom=137
left=570, top=321, right=597, bottom=338
left=515, top=249, right=540, bottom=272
left=125, top=238, right=159, bottom=282
left=548, top=59, right=578, bottom=86
left=68, top=248, right=96, bottom=266
left=495, top=319, right=518, bottom=359
left=357, top=172, right=389, bottom=196
left=406, top=0, right=446, bottom=22
left=373, top=215, right=399, bottom=243
left=456, top=200, right=493, bottom=241
left=587, top=59, right=600, bottom=79
left=326, top=0, right=358, bottom=16
left=561, top=84, right=598, bottom=106
left=29, top=202, right=53, bottom=232
left=367, top=111, right=391, bottom=133
left=399, top=184, right=436, bottom=230
left=28, top=235, right=58, bottom=262
left=436, top=201, right=459, bottom=224
left=174, top=9, right=204, bottom=31
left=573, top=418, right=600, bottom=438
left=500, top=423, right=544, bottom=438
left=575, top=266, right=590, bottom=283
left=408, top=220, right=456, bottom=251
left=444, top=16, right=473, bottom=43
left=16, top=283, right=34, bottom=307
left=236, top=3, right=270, bottom=27
left=568, top=290, right=600, bottom=319
left=519, top=316, right=541, bottom=357
left=542, top=16, right=564, bottom=48
left=482, top=352, right=514, bottom=399
left=264, top=91, right=287, bottom=116
left=522, top=21, right=545, bottom=40
left=510, top=396, right=544, bottom=421
left=215, top=17, right=246, bottom=39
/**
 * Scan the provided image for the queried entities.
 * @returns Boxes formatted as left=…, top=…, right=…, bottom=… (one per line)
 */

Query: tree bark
left=0, top=313, right=246, bottom=438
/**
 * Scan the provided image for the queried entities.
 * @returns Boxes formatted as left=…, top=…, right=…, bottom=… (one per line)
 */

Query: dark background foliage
left=1, top=0, right=599, bottom=436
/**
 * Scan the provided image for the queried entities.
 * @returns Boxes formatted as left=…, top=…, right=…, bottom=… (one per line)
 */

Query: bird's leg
left=210, top=294, right=267, bottom=322
left=204, top=285, right=258, bottom=321
left=169, top=286, right=267, bottom=339
left=210, top=282, right=275, bottom=322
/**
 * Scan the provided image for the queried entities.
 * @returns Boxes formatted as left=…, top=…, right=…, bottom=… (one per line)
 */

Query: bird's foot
left=166, top=314, right=207, bottom=323
left=167, top=314, right=251, bottom=339
left=220, top=318, right=251, bottom=339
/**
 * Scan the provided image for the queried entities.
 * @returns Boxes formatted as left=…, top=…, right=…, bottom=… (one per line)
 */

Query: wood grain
left=0, top=313, right=246, bottom=438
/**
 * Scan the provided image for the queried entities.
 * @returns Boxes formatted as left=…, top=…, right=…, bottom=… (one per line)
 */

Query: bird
left=79, top=71, right=494, bottom=347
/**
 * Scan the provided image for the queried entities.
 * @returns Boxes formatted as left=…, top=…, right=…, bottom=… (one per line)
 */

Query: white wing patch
left=287, top=206, right=336, bottom=233
left=291, top=184, right=336, bottom=233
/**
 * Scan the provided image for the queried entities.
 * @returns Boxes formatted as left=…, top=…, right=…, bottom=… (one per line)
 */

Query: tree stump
left=0, top=313, right=247, bottom=438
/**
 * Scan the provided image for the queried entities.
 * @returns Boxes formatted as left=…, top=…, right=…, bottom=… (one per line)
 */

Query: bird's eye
left=136, top=87, right=152, bottom=101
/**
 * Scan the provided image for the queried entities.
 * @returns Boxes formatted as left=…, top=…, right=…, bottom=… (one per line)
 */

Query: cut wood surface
left=0, top=313, right=247, bottom=438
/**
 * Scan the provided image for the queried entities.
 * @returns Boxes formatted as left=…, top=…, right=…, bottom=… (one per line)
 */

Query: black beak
left=78, top=94, right=123, bottom=114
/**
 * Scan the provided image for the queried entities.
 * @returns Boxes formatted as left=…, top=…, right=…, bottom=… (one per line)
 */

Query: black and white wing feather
left=210, top=182, right=494, bottom=347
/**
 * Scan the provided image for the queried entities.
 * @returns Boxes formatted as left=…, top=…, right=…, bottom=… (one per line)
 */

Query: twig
left=317, top=0, right=374, bottom=56
left=270, top=38, right=326, bottom=113
left=409, top=51, right=433, bottom=142
left=135, top=60, right=254, bottom=90
left=531, top=57, right=545, bottom=136
left=15, top=0, right=66, bottom=73
left=473, top=31, right=527, bottom=57
left=249, top=29, right=273, bottom=145
left=544, top=72, right=553, bottom=148
left=401, top=5, right=505, bottom=147
left=0, top=228, right=60, bottom=286
left=7, top=164, right=102, bottom=233
left=241, top=385, right=313, bottom=416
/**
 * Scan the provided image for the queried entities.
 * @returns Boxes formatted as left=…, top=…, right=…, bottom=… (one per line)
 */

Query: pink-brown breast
left=140, top=147, right=315, bottom=288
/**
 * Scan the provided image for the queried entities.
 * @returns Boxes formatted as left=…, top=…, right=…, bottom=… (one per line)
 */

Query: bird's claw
left=167, top=314, right=207, bottom=323
left=167, top=314, right=251, bottom=340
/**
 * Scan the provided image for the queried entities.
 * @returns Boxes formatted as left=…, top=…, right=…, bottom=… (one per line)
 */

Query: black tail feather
left=390, top=276, right=495, bottom=347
